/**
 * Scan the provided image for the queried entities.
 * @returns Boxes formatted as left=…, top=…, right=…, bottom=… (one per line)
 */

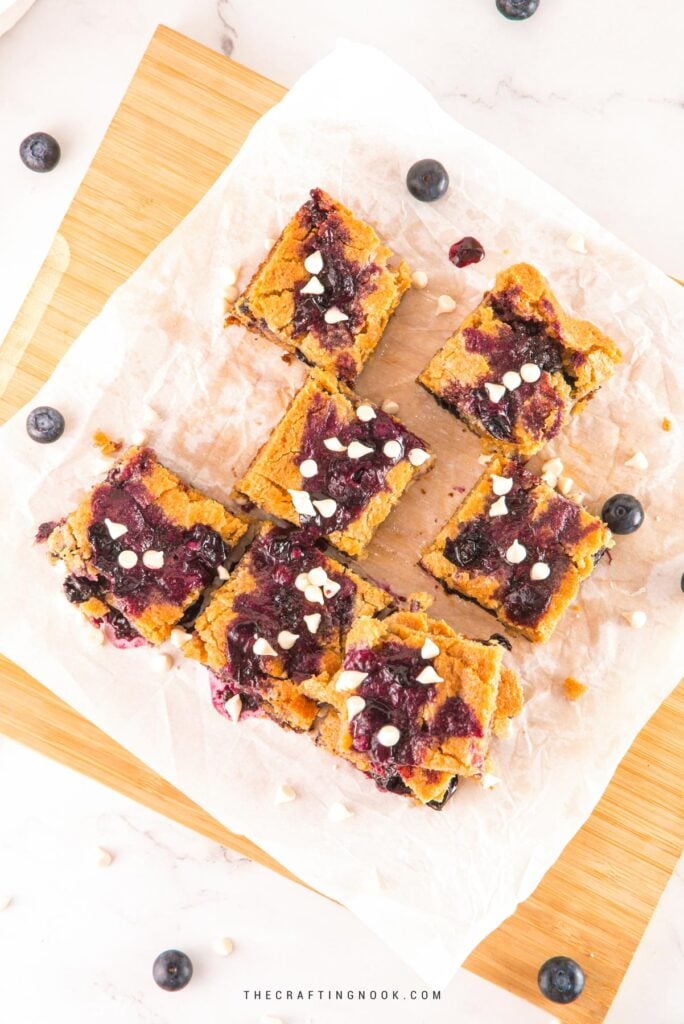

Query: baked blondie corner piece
left=228, top=188, right=411, bottom=384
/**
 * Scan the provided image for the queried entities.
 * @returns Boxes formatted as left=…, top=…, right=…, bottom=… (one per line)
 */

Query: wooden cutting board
left=1, top=25, right=681, bottom=1022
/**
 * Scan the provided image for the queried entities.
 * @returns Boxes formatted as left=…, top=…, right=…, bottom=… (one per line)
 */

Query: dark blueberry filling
left=488, top=632, right=513, bottom=651
left=36, top=520, right=58, bottom=543
left=64, top=574, right=106, bottom=604
left=443, top=462, right=593, bottom=628
left=292, top=188, right=380, bottom=353
left=449, top=236, right=485, bottom=268
left=293, top=393, right=426, bottom=535
left=105, top=609, right=141, bottom=642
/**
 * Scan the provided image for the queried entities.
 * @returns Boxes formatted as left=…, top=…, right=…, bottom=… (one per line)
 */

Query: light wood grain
left=0, top=25, right=681, bottom=1022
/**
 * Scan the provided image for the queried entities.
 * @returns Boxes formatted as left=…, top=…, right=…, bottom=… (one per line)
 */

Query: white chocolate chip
left=307, top=566, right=328, bottom=587
left=491, top=474, right=513, bottom=496
left=93, top=847, right=113, bottom=868
left=224, top=265, right=240, bottom=286
left=304, top=250, right=324, bottom=274
left=0, top=896, right=12, bottom=911
left=224, top=693, right=242, bottom=723
left=263, top=237, right=276, bottom=250
left=502, top=370, right=522, bottom=391
left=105, top=518, right=128, bottom=540
left=313, top=498, right=337, bottom=518
left=323, top=436, right=346, bottom=452
left=295, top=572, right=310, bottom=591
left=421, top=637, right=440, bottom=659
left=347, top=440, right=374, bottom=459
left=217, top=565, right=230, bottom=581
left=566, top=233, right=588, bottom=254
left=557, top=475, right=574, bottom=496
left=277, top=630, right=299, bottom=650
left=623, top=610, right=647, bottom=629
left=356, top=404, right=376, bottom=422
left=117, top=550, right=138, bottom=569
left=376, top=724, right=401, bottom=747
left=274, top=783, right=296, bottom=804
left=324, top=306, right=349, bottom=325
left=506, top=539, right=527, bottom=564
left=381, top=398, right=400, bottom=415
left=489, top=496, right=508, bottom=517
left=542, top=457, right=564, bottom=477
left=335, top=670, right=368, bottom=692
left=478, top=453, right=494, bottom=466
left=625, top=450, right=649, bottom=470
left=304, top=584, right=324, bottom=605
left=213, top=937, right=235, bottom=957
left=484, top=382, right=506, bottom=403
left=151, top=653, right=173, bottom=673
left=224, top=284, right=239, bottom=304
left=416, top=666, right=444, bottom=685
left=323, top=579, right=341, bottom=599
left=303, top=612, right=321, bottom=634
left=436, top=294, right=456, bottom=315
left=86, top=627, right=105, bottom=647
left=299, top=458, right=318, bottom=478
left=142, top=403, right=161, bottom=427
left=408, top=448, right=430, bottom=467
left=329, top=802, right=354, bottom=822
left=301, top=275, right=325, bottom=296
left=288, top=488, right=317, bottom=518
left=383, top=440, right=402, bottom=459
left=170, top=627, right=192, bottom=648
left=253, top=637, right=277, bottom=657
left=142, top=549, right=164, bottom=569
left=520, top=362, right=541, bottom=383
left=482, top=773, right=501, bottom=789
left=411, top=270, right=429, bottom=289
left=131, top=429, right=147, bottom=446
left=346, top=695, right=366, bottom=719
left=541, top=470, right=559, bottom=488
left=530, top=561, right=551, bottom=581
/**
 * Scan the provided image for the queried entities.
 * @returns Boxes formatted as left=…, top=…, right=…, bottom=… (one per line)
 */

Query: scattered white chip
left=307, top=566, right=328, bottom=587
left=142, top=549, right=164, bottom=569
left=295, top=572, right=310, bottom=591
left=304, top=250, right=324, bottom=275
left=223, top=284, right=239, bottom=304
left=93, top=847, right=113, bottom=868
left=323, top=579, right=341, bottom=599
left=416, top=666, right=443, bottom=685
left=411, top=270, right=428, bottom=289
left=105, top=518, right=128, bottom=540
left=491, top=474, right=513, bottom=496
left=323, top=436, right=346, bottom=452
left=170, top=628, right=192, bottom=648
left=489, top=496, right=508, bottom=517
left=304, top=584, right=324, bottom=605
left=217, top=565, right=230, bottom=581
left=288, top=488, right=316, bottom=518
left=376, top=724, right=401, bottom=747
left=356, top=404, right=376, bottom=422
left=484, top=382, right=506, bottom=403
left=436, top=294, right=456, bottom=315
left=313, top=498, right=337, bottom=518
left=625, top=450, right=649, bottom=470
left=142, top=404, right=161, bottom=427
left=623, top=610, right=647, bottom=629
left=346, top=695, right=366, bottom=719
left=566, top=233, right=588, bottom=254
left=557, top=475, right=574, bottom=496
left=263, top=237, right=276, bottom=250
left=381, top=399, right=400, bottom=415
left=383, top=439, right=402, bottom=459
left=506, top=539, right=527, bottom=564
left=151, top=653, right=173, bottom=673
left=482, top=773, right=501, bottom=789
left=303, top=612, right=321, bottom=634
left=277, top=630, right=299, bottom=650
left=478, top=453, right=494, bottom=466
left=408, top=448, right=430, bottom=467
left=335, top=670, right=368, bottom=692
left=541, top=470, right=559, bottom=488
left=86, top=627, right=105, bottom=647
left=224, top=265, right=240, bottom=286
left=274, top=784, right=296, bottom=804
left=0, top=896, right=12, bottom=911
left=324, top=306, right=349, bottom=325
left=502, top=370, right=522, bottom=391
left=301, top=275, right=324, bottom=295
left=299, top=458, right=318, bottom=478
left=329, top=802, right=354, bottom=822
left=542, top=457, right=564, bottom=477
left=530, top=561, right=551, bottom=581
left=117, top=550, right=138, bottom=569
left=421, top=637, right=440, bottom=660
left=131, top=429, right=147, bottom=446
left=348, top=440, right=374, bottom=459
left=224, top=693, right=242, bottom=723
left=253, top=637, right=277, bottom=657
left=213, top=936, right=235, bottom=957
left=520, top=362, right=541, bottom=383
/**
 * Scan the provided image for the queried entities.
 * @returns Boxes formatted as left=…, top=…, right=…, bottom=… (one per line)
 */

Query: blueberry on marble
left=26, top=406, right=65, bottom=444
left=152, top=950, right=193, bottom=992
left=496, top=0, right=540, bottom=20
left=538, top=956, right=585, bottom=1004
left=19, top=132, right=61, bottom=172
left=406, top=159, right=449, bottom=202
left=601, top=494, right=644, bottom=535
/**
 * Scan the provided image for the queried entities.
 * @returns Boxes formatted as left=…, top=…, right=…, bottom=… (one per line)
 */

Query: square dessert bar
left=184, top=522, right=392, bottom=732
left=315, top=608, right=523, bottom=807
left=228, top=188, right=411, bottom=383
left=420, top=457, right=613, bottom=643
left=418, top=263, right=621, bottom=458
left=236, top=369, right=432, bottom=559
left=42, top=446, right=248, bottom=646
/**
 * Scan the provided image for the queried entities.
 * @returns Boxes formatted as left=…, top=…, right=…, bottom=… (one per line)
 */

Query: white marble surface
left=0, top=0, right=682, bottom=1019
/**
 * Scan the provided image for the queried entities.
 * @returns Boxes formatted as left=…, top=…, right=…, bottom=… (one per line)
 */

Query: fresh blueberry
left=601, top=493, right=644, bottom=535
left=496, top=0, right=540, bottom=20
left=680, top=572, right=684, bottom=593
left=26, top=405, right=65, bottom=444
left=449, top=237, right=486, bottom=268
left=152, top=950, right=193, bottom=992
left=538, top=956, right=585, bottom=1004
left=406, top=159, right=449, bottom=202
left=19, top=132, right=61, bottom=173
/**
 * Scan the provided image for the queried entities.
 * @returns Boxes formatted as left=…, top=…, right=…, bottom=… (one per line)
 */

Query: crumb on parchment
left=564, top=676, right=588, bottom=701
left=661, top=417, right=672, bottom=432
left=92, top=430, right=123, bottom=457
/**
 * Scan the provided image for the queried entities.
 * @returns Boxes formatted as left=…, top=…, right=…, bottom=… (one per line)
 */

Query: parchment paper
left=1, top=43, right=683, bottom=987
